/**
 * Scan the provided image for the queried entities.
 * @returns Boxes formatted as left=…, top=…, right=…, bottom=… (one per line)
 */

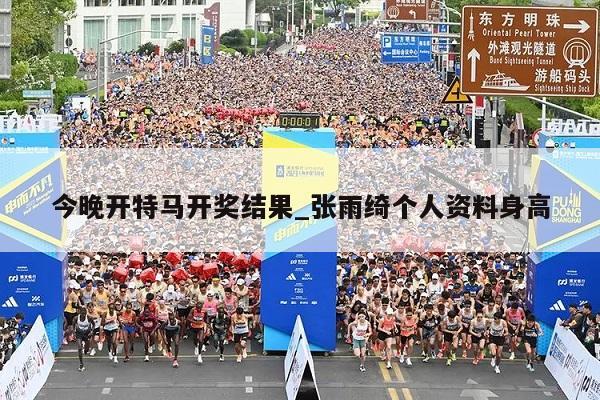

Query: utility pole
left=291, top=0, right=295, bottom=45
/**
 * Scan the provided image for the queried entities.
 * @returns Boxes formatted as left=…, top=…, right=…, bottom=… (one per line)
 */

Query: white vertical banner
left=545, top=318, right=590, bottom=400
left=0, top=316, right=55, bottom=400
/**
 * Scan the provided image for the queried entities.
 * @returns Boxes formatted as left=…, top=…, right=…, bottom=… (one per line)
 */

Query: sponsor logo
left=1, top=296, right=19, bottom=308
left=286, top=273, right=297, bottom=281
left=28, top=295, right=44, bottom=307
left=550, top=299, right=566, bottom=311
left=276, top=165, right=285, bottom=178
left=558, top=278, right=586, bottom=287
left=7, top=273, right=37, bottom=283
left=551, top=189, right=582, bottom=224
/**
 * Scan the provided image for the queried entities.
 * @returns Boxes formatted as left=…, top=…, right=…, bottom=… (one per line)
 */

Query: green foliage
left=11, top=0, right=76, bottom=61
left=221, top=29, right=248, bottom=48
left=166, top=39, right=185, bottom=54
left=137, top=42, right=158, bottom=56
left=583, top=98, right=600, bottom=119
left=505, top=97, right=541, bottom=132
left=54, top=77, right=86, bottom=109
left=48, top=53, right=79, bottom=77
left=15, top=56, right=65, bottom=90
left=242, top=29, right=268, bottom=47
left=0, top=100, right=28, bottom=114
left=313, top=0, right=367, bottom=14
left=218, top=45, right=238, bottom=55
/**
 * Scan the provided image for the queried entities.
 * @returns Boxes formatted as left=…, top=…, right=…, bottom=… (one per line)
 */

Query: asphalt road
left=40, top=340, right=566, bottom=400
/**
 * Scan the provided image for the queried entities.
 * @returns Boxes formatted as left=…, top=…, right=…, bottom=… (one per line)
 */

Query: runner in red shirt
left=137, top=304, right=158, bottom=362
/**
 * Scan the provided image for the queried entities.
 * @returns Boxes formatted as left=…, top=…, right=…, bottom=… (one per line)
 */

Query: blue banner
left=381, top=34, right=432, bottom=64
left=201, top=25, right=215, bottom=65
left=262, top=127, right=338, bottom=352
left=0, top=128, right=65, bottom=352
left=439, top=24, right=448, bottom=52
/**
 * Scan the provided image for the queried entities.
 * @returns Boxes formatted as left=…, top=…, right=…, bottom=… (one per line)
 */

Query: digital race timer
left=278, top=112, right=321, bottom=130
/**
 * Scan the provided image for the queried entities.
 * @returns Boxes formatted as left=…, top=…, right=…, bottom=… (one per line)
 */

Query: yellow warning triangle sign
left=442, top=77, right=472, bottom=104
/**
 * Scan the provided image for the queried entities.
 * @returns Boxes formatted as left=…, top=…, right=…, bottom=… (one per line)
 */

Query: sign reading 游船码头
left=460, top=6, right=598, bottom=97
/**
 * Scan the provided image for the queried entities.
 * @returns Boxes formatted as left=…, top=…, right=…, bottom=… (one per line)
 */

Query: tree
left=221, top=29, right=248, bottom=48
left=137, top=42, right=158, bottom=56
left=166, top=39, right=185, bottom=54
left=313, top=0, right=367, bottom=15
left=11, top=0, right=75, bottom=61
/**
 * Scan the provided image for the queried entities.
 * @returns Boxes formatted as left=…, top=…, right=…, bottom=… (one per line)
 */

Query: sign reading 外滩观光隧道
left=460, top=6, right=598, bottom=97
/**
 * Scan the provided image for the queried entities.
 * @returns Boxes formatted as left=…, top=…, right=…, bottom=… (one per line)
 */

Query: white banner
left=284, top=315, right=320, bottom=400
left=545, top=318, right=600, bottom=400
left=0, top=316, right=55, bottom=400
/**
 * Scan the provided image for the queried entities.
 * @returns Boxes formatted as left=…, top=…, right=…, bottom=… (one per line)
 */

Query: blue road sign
left=439, top=24, right=448, bottom=52
left=381, top=34, right=432, bottom=64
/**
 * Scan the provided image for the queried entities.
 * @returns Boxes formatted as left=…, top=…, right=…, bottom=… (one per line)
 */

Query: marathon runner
left=74, top=307, right=94, bottom=371
left=212, top=306, right=230, bottom=362
left=506, top=302, right=526, bottom=360
left=138, top=303, right=159, bottom=362
left=188, top=303, right=206, bottom=364
left=348, top=311, right=371, bottom=372
left=398, top=308, right=417, bottom=366
left=419, top=304, right=440, bottom=363
left=119, top=302, right=136, bottom=362
left=488, top=312, right=509, bottom=374
left=522, top=314, right=543, bottom=372
left=164, top=312, right=181, bottom=368
left=468, top=310, right=488, bottom=365
left=102, top=302, right=120, bottom=364
left=441, top=310, right=462, bottom=366
left=378, top=308, right=397, bottom=369
left=232, top=307, right=250, bottom=363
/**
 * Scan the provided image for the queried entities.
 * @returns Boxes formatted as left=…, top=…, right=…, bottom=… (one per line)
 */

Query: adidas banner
left=0, top=316, right=55, bottom=400
left=545, top=318, right=600, bottom=400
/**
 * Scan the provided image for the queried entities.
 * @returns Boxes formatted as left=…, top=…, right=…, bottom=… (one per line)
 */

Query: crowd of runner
left=56, top=25, right=583, bottom=376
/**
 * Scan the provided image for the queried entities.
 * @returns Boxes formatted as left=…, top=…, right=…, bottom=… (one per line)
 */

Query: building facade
left=61, top=0, right=255, bottom=52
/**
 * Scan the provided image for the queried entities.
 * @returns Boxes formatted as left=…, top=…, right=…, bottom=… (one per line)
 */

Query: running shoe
left=98, top=342, right=103, bottom=351
left=242, top=348, right=248, bottom=359
left=109, top=353, right=113, bottom=361
left=173, top=360, right=179, bottom=368
left=421, top=351, right=426, bottom=357
left=495, top=366, right=501, bottom=374
left=237, top=355, right=242, bottom=363
left=89, top=348, right=96, bottom=356
left=431, top=351, right=437, bottom=359
left=113, top=356, right=118, bottom=364
left=194, top=347, right=199, bottom=356
left=451, top=352, right=457, bottom=361
left=491, top=358, right=496, bottom=368
left=197, top=354, right=203, bottom=364
left=62, top=338, right=68, bottom=345
left=437, top=351, right=444, bottom=359
left=509, top=352, right=515, bottom=360
left=219, top=355, right=224, bottom=362
left=406, top=358, right=412, bottom=367
left=78, top=365, right=85, bottom=372
left=386, top=361, right=392, bottom=369
left=183, top=335, right=188, bottom=340
left=202, top=344, right=207, bottom=353
left=422, top=356, right=430, bottom=363
left=144, top=355, right=150, bottom=362
left=224, top=339, right=229, bottom=345
left=149, top=345, right=154, bottom=354
left=359, top=365, right=366, bottom=372
left=399, top=354, right=405, bottom=364
left=530, top=364, right=535, bottom=372
left=472, top=358, right=479, bottom=365
left=124, top=356, right=130, bottom=363
left=446, top=359, right=452, bottom=366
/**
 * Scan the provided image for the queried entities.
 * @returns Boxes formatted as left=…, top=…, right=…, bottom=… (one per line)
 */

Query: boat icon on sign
left=481, top=71, right=530, bottom=91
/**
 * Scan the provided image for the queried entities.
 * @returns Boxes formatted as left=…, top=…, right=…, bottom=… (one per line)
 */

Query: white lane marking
left=535, top=380, right=546, bottom=387
left=466, top=379, right=479, bottom=385
left=105, top=377, right=114, bottom=384
left=544, top=392, right=553, bottom=397
left=245, top=387, right=253, bottom=394
left=245, top=376, right=253, bottom=383
left=101, top=388, right=111, bottom=395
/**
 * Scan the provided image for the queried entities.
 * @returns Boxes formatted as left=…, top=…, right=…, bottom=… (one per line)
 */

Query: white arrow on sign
left=467, top=48, right=480, bottom=83
left=409, top=9, right=416, bottom=18
left=563, top=20, right=590, bottom=33
left=460, top=389, right=498, bottom=400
